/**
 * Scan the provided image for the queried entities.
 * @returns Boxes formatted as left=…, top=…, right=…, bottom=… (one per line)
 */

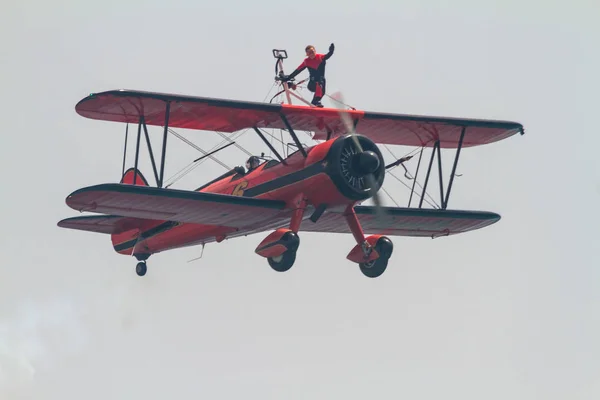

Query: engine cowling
left=324, top=134, right=386, bottom=201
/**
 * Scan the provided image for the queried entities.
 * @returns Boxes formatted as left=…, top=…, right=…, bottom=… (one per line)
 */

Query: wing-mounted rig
left=272, top=49, right=304, bottom=106
left=271, top=48, right=320, bottom=107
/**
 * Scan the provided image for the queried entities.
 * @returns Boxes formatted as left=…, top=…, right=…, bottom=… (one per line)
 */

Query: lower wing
left=58, top=185, right=499, bottom=240
left=58, top=183, right=294, bottom=235
left=300, top=206, right=500, bottom=238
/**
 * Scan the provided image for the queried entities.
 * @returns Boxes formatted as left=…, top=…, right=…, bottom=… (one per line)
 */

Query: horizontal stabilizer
left=300, top=206, right=500, bottom=237
left=57, top=215, right=137, bottom=234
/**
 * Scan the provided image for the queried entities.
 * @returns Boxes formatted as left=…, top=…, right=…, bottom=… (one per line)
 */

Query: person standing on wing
left=281, top=43, right=334, bottom=107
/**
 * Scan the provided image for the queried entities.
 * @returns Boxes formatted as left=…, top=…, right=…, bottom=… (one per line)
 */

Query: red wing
left=278, top=105, right=523, bottom=149
left=300, top=206, right=501, bottom=237
left=64, top=184, right=293, bottom=229
left=317, top=110, right=523, bottom=148
left=75, top=90, right=523, bottom=148
left=75, top=89, right=282, bottom=132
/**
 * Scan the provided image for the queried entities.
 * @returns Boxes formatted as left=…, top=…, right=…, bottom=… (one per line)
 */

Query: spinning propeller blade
left=330, top=92, right=386, bottom=220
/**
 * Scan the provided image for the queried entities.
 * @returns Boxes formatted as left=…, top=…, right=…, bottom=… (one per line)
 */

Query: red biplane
left=58, top=49, right=524, bottom=278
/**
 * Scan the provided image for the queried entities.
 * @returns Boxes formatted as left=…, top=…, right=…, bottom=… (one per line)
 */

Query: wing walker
left=58, top=47, right=524, bottom=278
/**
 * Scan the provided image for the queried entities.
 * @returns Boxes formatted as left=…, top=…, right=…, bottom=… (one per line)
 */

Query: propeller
left=330, top=92, right=387, bottom=220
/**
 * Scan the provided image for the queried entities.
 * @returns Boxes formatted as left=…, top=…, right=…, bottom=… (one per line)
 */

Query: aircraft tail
left=58, top=168, right=155, bottom=256
left=120, top=167, right=150, bottom=186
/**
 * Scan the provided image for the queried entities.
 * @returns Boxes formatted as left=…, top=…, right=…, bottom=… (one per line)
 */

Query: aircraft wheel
left=268, top=250, right=297, bottom=272
left=359, top=237, right=393, bottom=278
left=267, top=231, right=299, bottom=272
left=359, top=257, right=388, bottom=278
left=136, top=261, right=147, bottom=277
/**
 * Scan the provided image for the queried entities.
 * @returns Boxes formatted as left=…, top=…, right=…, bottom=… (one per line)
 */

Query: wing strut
left=436, top=139, right=444, bottom=208
left=142, top=117, right=160, bottom=187
left=121, top=123, right=129, bottom=177
left=159, top=101, right=171, bottom=188
left=131, top=116, right=162, bottom=187
left=279, top=113, right=307, bottom=158
left=122, top=102, right=172, bottom=188
left=133, top=118, right=143, bottom=185
left=443, top=126, right=466, bottom=209
left=407, top=126, right=467, bottom=210
left=418, top=141, right=437, bottom=208
left=252, top=127, right=288, bottom=165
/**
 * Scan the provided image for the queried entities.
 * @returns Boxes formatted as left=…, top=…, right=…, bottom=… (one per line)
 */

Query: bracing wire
left=163, top=83, right=278, bottom=188
left=387, top=169, right=440, bottom=209
left=380, top=186, right=400, bottom=207
left=159, top=79, right=445, bottom=211
left=270, top=84, right=440, bottom=208
left=381, top=144, right=441, bottom=208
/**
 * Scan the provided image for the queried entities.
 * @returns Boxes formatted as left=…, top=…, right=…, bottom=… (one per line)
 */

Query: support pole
left=436, top=141, right=444, bottom=208
left=280, top=114, right=307, bottom=158
left=443, top=126, right=466, bottom=209
left=133, top=118, right=142, bottom=185
left=121, top=123, right=129, bottom=178
left=418, top=141, right=438, bottom=208
left=252, top=127, right=287, bottom=165
left=158, top=102, right=171, bottom=188
left=277, top=57, right=292, bottom=105
left=141, top=118, right=160, bottom=187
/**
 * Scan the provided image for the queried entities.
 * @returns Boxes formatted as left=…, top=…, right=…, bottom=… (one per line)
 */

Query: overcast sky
left=1, top=0, right=599, bottom=399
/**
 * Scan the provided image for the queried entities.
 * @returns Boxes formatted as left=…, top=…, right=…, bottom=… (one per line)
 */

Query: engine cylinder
left=324, top=134, right=386, bottom=201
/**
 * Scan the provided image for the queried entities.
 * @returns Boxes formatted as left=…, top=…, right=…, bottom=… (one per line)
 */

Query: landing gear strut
left=267, top=231, right=299, bottom=272
left=256, top=194, right=306, bottom=273
left=344, top=205, right=394, bottom=278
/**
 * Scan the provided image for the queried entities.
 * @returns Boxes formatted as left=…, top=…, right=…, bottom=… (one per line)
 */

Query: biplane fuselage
left=111, top=133, right=384, bottom=259
left=59, top=88, right=523, bottom=278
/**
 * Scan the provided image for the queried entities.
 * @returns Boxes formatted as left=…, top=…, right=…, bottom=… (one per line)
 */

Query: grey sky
left=1, top=0, right=599, bottom=399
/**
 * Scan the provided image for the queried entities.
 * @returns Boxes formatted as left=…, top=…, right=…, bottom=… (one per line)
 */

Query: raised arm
left=324, top=43, right=335, bottom=60
left=287, top=61, right=307, bottom=80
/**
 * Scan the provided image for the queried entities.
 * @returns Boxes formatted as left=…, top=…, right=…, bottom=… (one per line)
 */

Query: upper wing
left=76, top=89, right=282, bottom=133
left=63, top=183, right=293, bottom=229
left=279, top=105, right=523, bottom=148
left=75, top=89, right=523, bottom=148
left=299, top=206, right=501, bottom=237
left=325, top=110, right=522, bottom=148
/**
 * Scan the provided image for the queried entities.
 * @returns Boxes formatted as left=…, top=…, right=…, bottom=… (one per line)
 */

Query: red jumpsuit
left=286, top=45, right=334, bottom=107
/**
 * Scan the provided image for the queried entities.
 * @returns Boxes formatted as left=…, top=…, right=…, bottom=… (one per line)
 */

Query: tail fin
left=121, top=168, right=150, bottom=186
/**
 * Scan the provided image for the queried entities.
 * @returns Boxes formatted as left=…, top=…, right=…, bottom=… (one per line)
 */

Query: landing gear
left=268, top=253, right=295, bottom=271
left=343, top=205, right=394, bottom=278
left=359, top=237, right=393, bottom=278
left=256, top=194, right=306, bottom=273
left=136, top=261, right=147, bottom=276
left=266, top=231, right=299, bottom=272
left=134, top=253, right=150, bottom=277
